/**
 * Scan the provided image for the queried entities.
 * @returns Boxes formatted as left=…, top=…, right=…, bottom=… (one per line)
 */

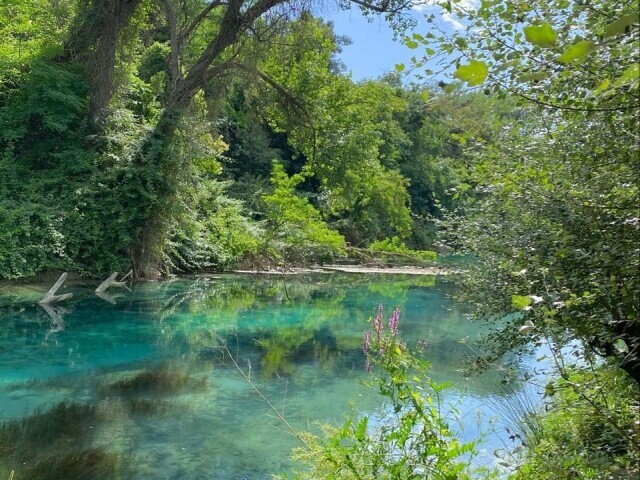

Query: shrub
left=262, top=162, right=345, bottom=264
left=510, top=367, right=640, bottom=480
left=367, top=236, right=437, bottom=264
left=283, top=306, right=493, bottom=480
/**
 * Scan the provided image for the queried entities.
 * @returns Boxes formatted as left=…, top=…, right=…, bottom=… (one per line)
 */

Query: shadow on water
left=0, top=273, right=531, bottom=479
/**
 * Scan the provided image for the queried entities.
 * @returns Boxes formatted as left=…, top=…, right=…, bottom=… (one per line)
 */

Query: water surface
left=0, top=273, right=518, bottom=479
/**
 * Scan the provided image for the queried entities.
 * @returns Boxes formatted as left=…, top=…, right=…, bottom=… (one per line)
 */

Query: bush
left=262, top=162, right=345, bottom=264
left=511, top=367, right=640, bottom=480
left=367, top=236, right=437, bottom=264
left=283, top=305, right=493, bottom=480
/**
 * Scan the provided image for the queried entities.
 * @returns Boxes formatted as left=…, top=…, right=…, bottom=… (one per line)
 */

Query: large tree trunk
left=60, top=0, right=141, bottom=123
left=129, top=1, right=249, bottom=278
left=88, top=0, right=142, bottom=122
left=129, top=105, right=183, bottom=279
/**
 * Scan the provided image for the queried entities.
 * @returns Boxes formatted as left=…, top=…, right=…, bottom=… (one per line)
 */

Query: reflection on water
left=0, top=273, right=519, bottom=479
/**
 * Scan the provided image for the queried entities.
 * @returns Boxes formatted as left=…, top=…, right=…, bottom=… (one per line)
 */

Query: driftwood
left=95, top=291, right=126, bottom=304
left=95, top=270, right=132, bottom=293
left=39, top=303, right=67, bottom=340
left=38, top=272, right=73, bottom=304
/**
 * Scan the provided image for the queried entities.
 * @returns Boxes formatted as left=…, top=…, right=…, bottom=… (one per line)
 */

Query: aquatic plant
left=124, top=398, right=173, bottom=416
left=16, top=448, right=121, bottom=480
left=102, top=369, right=207, bottom=397
left=0, top=402, right=114, bottom=479
left=0, top=402, right=96, bottom=455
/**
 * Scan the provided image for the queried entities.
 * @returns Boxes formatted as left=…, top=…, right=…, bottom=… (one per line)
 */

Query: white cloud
left=411, top=0, right=479, bottom=30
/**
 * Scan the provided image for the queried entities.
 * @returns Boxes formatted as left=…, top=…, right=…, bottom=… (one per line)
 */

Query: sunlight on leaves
left=453, top=60, right=488, bottom=86
left=593, top=78, right=611, bottom=96
left=523, top=22, right=557, bottom=48
left=614, top=63, right=639, bottom=87
left=511, top=295, right=532, bottom=310
left=518, top=320, right=535, bottom=335
left=558, top=41, right=595, bottom=64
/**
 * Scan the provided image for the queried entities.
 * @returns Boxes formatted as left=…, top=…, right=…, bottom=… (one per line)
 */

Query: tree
left=262, top=162, right=346, bottom=263
left=256, top=17, right=414, bottom=244
left=118, top=0, right=418, bottom=276
left=412, top=1, right=640, bottom=382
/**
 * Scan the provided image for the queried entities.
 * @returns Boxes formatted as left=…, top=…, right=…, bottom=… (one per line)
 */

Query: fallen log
left=95, top=291, right=126, bottom=304
left=40, top=303, right=66, bottom=340
left=38, top=272, right=73, bottom=304
left=95, top=270, right=132, bottom=293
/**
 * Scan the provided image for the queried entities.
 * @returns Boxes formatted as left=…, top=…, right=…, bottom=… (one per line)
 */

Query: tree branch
left=162, top=0, right=182, bottom=89
left=348, top=0, right=412, bottom=13
left=176, top=0, right=224, bottom=47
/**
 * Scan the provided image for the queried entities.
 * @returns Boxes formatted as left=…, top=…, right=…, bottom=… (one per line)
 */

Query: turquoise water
left=0, top=273, right=519, bottom=479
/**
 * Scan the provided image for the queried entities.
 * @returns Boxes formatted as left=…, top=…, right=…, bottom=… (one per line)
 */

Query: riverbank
left=231, top=265, right=447, bottom=275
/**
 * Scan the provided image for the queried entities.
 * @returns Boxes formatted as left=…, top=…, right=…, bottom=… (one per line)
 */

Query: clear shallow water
left=0, top=273, right=522, bottom=479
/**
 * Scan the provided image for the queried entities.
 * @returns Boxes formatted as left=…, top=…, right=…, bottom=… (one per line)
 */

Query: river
left=0, top=273, right=527, bottom=479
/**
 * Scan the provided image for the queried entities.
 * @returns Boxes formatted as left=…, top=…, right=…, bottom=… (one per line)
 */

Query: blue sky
left=325, top=8, right=419, bottom=81
left=323, top=2, right=472, bottom=82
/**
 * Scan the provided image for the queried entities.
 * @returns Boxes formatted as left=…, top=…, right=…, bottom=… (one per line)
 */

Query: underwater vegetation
left=0, top=402, right=121, bottom=479
left=0, top=367, right=208, bottom=479
left=102, top=369, right=208, bottom=397
left=13, top=448, right=121, bottom=480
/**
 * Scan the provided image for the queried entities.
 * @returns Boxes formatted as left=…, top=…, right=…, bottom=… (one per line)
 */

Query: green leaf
left=405, top=40, right=419, bottom=49
left=593, top=78, right=611, bottom=96
left=453, top=60, right=488, bottom=86
left=394, top=63, right=405, bottom=73
left=614, top=63, right=639, bottom=87
left=557, top=41, right=595, bottom=64
left=604, top=14, right=638, bottom=38
left=420, top=90, right=429, bottom=101
left=614, top=339, right=630, bottom=354
left=518, top=71, right=549, bottom=83
left=512, top=295, right=532, bottom=310
left=523, top=22, right=557, bottom=48
left=544, top=381, right=555, bottom=397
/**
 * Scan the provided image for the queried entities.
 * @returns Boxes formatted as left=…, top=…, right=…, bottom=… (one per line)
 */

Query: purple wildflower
left=372, top=304, right=384, bottom=343
left=362, top=330, right=371, bottom=355
left=388, top=308, right=400, bottom=337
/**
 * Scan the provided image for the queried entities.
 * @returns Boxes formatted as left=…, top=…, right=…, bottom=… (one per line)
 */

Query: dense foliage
left=512, top=366, right=639, bottom=479
left=407, top=0, right=640, bottom=477
left=414, top=0, right=640, bottom=384
left=0, top=0, right=491, bottom=279
left=2, top=0, right=639, bottom=478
